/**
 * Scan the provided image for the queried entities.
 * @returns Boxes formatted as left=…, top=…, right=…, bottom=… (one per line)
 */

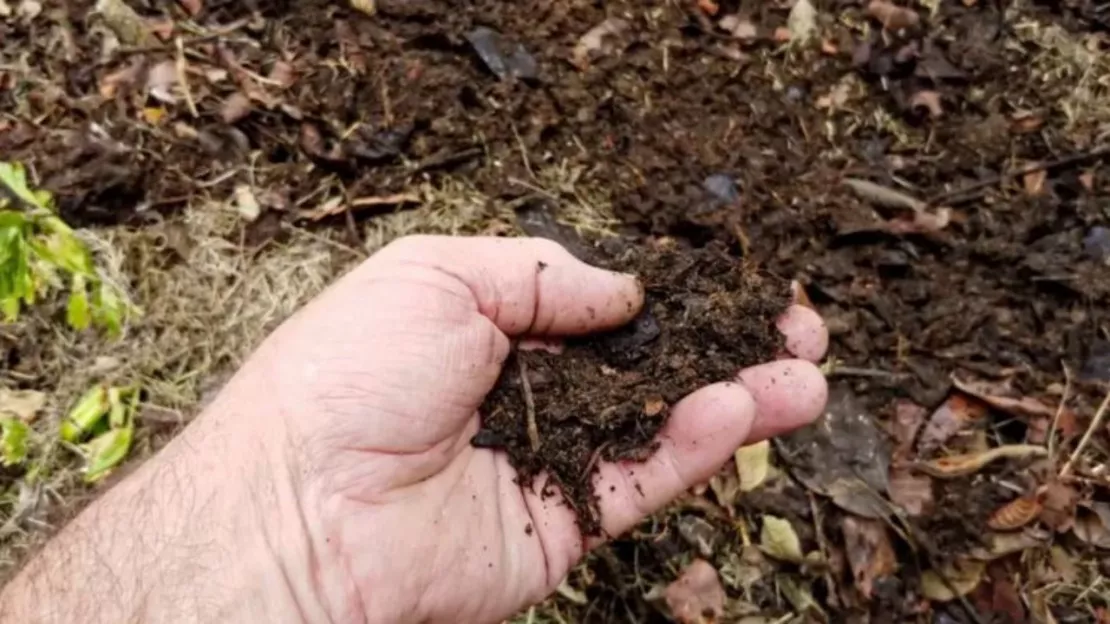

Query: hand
left=0, top=236, right=828, bottom=624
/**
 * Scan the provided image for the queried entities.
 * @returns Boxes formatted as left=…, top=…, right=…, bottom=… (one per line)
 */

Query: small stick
left=1060, top=387, right=1110, bottom=478
left=518, top=355, right=540, bottom=453
left=1047, top=362, right=1072, bottom=459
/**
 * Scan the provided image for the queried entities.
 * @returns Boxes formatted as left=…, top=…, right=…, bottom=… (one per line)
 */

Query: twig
left=807, top=492, right=839, bottom=609
left=927, top=144, right=1110, bottom=207
left=175, top=36, right=198, bottom=118
left=826, top=366, right=910, bottom=381
left=1060, top=387, right=1110, bottom=478
left=518, top=354, right=540, bottom=453
left=1047, top=362, right=1072, bottom=459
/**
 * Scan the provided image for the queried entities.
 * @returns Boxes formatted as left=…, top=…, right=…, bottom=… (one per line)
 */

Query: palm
left=249, top=236, right=827, bottom=623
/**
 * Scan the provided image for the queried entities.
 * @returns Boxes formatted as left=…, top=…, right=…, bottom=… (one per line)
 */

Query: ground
left=2, top=0, right=1110, bottom=622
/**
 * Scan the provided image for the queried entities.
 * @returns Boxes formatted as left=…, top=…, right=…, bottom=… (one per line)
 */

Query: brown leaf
left=890, top=399, right=927, bottom=459
left=951, top=376, right=1080, bottom=440
left=268, top=61, right=296, bottom=89
left=219, top=92, right=253, bottom=124
left=915, top=445, right=1048, bottom=479
left=0, top=389, right=46, bottom=423
left=1072, top=503, right=1110, bottom=548
left=867, top=0, right=920, bottom=31
left=887, top=467, right=934, bottom=516
left=1038, top=481, right=1079, bottom=533
left=572, top=18, right=630, bottom=68
left=970, top=529, right=1050, bottom=561
left=145, top=60, right=180, bottom=105
left=909, top=90, right=942, bottom=118
left=987, top=495, right=1043, bottom=531
left=664, top=559, right=726, bottom=624
left=1023, top=164, right=1047, bottom=196
left=841, top=517, right=897, bottom=599
left=921, top=559, right=985, bottom=602
left=984, top=570, right=1026, bottom=623
left=719, top=14, right=757, bottom=41
left=177, top=0, right=202, bottom=16
left=918, top=393, right=989, bottom=453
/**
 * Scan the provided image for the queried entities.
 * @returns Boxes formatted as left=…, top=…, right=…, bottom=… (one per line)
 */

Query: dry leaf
left=890, top=399, right=928, bottom=459
left=759, top=515, right=804, bottom=563
left=918, top=393, right=989, bottom=453
left=987, top=495, right=1043, bottom=531
left=1038, top=481, right=1079, bottom=533
left=915, top=444, right=1048, bottom=479
left=350, top=0, right=375, bottom=16
left=1073, top=503, right=1110, bottom=548
left=678, top=516, right=719, bottom=558
left=709, top=467, right=741, bottom=509
left=1023, top=166, right=1047, bottom=196
left=146, top=60, right=180, bottom=105
left=234, top=185, right=261, bottom=222
left=268, top=61, right=297, bottom=89
left=220, top=92, right=253, bottom=124
left=786, top=0, right=817, bottom=43
left=572, top=18, right=629, bottom=68
left=951, top=377, right=1078, bottom=438
left=735, top=440, right=771, bottom=492
left=664, top=559, right=726, bottom=624
left=970, top=529, right=1050, bottom=561
left=178, top=0, right=202, bottom=16
left=867, top=0, right=920, bottom=31
left=98, top=60, right=145, bottom=99
left=909, top=90, right=942, bottom=118
left=719, top=14, right=757, bottom=41
left=984, top=572, right=1026, bottom=623
left=0, top=389, right=46, bottom=423
left=841, top=516, right=897, bottom=599
left=843, top=178, right=926, bottom=212
left=921, top=559, right=985, bottom=602
left=95, top=0, right=154, bottom=45
left=887, top=467, right=934, bottom=516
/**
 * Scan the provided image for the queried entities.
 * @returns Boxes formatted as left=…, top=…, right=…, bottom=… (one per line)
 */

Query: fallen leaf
left=867, top=0, right=920, bottom=31
left=921, top=559, right=986, bottom=602
left=146, top=60, right=180, bottom=105
left=987, top=495, right=1043, bottom=531
left=983, top=570, right=1026, bottom=623
left=735, top=440, right=771, bottom=492
left=887, top=467, right=934, bottom=516
left=95, top=0, right=154, bottom=45
left=970, top=528, right=1050, bottom=561
left=1038, top=481, right=1079, bottom=533
left=917, top=393, right=989, bottom=453
left=268, top=61, right=296, bottom=89
left=709, top=466, right=742, bottom=509
left=678, top=516, right=720, bottom=558
left=909, top=90, right=942, bottom=118
left=915, top=445, right=1048, bottom=479
left=220, top=92, right=253, bottom=124
left=1049, top=545, right=1079, bottom=583
left=664, top=559, right=726, bottom=624
left=843, top=178, right=926, bottom=212
left=778, top=385, right=891, bottom=519
left=349, top=0, right=375, bottom=16
left=759, top=515, right=804, bottom=563
left=779, top=573, right=826, bottom=617
left=1072, top=503, right=1110, bottom=548
left=0, top=389, right=46, bottom=423
left=696, top=0, right=719, bottom=16
left=841, top=516, right=897, bottom=599
left=889, top=399, right=928, bottom=459
left=951, top=377, right=1077, bottom=436
left=572, top=18, right=630, bottom=68
left=177, top=0, right=202, bottom=16
left=99, top=59, right=145, bottom=99
left=233, top=185, right=261, bottom=222
left=719, top=15, right=757, bottom=41
left=786, top=0, right=817, bottom=43
left=1023, top=165, right=1047, bottom=196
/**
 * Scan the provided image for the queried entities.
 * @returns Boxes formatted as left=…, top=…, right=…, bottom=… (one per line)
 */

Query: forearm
left=0, top=390, right=323, bottom=623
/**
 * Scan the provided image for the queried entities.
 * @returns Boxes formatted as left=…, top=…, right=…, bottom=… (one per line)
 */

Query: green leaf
left=92, top=282, right=127, bottom=337
left=81, top=424, right=133, bottom=483
left=61, top=385, right=110, bottom=443
left=0, top=417, right=30, bottom=467
left=0, top=162, right=51, bottom=212
left=66, top=277, right=91, bottom=330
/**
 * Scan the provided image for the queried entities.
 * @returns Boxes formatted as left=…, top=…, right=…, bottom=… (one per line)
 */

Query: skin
left=0, top=236, right=828, bottom=624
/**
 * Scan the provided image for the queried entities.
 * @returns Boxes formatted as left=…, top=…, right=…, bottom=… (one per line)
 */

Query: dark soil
left=477, top=240, right=788, bottom=535
left=6, top=0, right=1110, bottom=620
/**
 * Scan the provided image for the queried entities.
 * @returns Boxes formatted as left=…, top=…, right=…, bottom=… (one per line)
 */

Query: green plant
left=0, top=161, right=131, bottom=335
left=61, top=384, right=139, bottom=483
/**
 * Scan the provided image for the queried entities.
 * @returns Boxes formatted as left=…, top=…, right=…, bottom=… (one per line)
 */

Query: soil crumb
left=476, top=241, right=789, bottom=534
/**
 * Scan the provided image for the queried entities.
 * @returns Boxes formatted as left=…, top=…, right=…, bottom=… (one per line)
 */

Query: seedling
left=0, top=161, right=133, bottom=335
left=61, top=384, right=140, bottom=483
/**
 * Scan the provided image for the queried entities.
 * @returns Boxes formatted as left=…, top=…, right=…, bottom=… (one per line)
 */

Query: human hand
left=0, top=236, right=827, bottom=624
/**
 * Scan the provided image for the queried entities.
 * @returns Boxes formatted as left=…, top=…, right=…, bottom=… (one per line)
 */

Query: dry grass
left=0, top=166, right=615, bottom=581
left=1016, top=17, right=1110, bottom=136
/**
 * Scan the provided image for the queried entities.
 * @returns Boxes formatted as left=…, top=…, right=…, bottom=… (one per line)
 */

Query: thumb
left=371, top=235, right=645, bottom=336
